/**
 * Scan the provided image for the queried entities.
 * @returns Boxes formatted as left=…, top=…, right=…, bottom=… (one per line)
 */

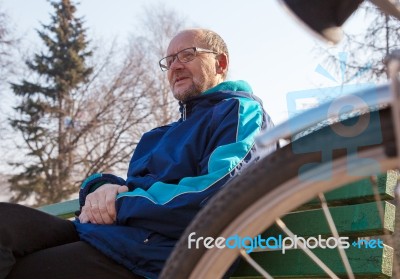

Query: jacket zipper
left=183, top=104, right=187, bottom=121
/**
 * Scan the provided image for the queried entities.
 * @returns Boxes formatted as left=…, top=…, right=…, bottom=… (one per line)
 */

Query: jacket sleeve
left=115, top=97, right=273, bottom=239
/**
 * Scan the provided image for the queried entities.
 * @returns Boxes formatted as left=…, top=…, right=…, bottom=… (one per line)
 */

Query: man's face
left=166, top=31, right=220, bottom=102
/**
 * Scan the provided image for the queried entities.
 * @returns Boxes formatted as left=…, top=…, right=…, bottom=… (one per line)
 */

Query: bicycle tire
left=160, top=108, right=397, bottom=279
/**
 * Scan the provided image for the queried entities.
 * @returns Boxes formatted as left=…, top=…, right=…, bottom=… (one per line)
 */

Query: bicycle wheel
left=160, top=107, right=398, bottom=279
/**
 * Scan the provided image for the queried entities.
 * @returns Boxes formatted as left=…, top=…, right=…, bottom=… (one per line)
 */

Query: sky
left=0, top=0, right=364, bottom=124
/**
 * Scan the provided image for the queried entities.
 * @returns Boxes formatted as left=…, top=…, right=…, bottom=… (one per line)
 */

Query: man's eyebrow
left=166, top=47, right=195, bottom=56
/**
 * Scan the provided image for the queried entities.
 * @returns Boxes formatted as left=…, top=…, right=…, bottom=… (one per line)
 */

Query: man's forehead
left=167, top=31, right=202, bottom=55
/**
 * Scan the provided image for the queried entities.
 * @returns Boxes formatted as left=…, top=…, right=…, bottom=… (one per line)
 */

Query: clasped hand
left=79, top=183, right=129, bottom=224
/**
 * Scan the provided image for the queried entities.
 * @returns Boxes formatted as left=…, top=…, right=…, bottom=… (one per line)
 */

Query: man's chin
left=174, top=95, right=190, bottom=102
left=173, top=88, right=196, bottom=102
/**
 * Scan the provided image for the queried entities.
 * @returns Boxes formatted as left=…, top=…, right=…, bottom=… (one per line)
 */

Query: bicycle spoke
left=317, top=193, right=355, bottom=279
left=275, top=218, right=340, bottom=279
left=239, top=249, right=274, bottom=279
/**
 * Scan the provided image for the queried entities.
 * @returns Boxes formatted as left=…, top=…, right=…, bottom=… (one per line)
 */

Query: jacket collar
left=202, top=80, right=253, bottom=95
left=178, top=80, right=257, bottom=120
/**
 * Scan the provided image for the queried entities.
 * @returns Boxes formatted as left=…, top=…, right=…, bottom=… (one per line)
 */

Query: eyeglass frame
left=159, top=47, right=219, bottom=71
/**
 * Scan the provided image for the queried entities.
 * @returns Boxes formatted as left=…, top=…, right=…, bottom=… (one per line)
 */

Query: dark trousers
left=0, top=203, right=142, bottom=279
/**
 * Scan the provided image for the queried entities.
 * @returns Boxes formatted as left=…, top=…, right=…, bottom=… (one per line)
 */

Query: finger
left=79, top=211, right=89, bottom=223
left=86, top=199, right=103, bottom=224
left=105, top=194, right=117, bottom=222
left=89, top=201, right=106, bottom=224
left=94, top=189, right=116, bottom=224
left=102, top=185, right=125, bottom=223
left=118, top=186, right=129, bottom=193
left=108, top=186, right=128, bottom=221
left=82, top=204, right=97, bottom=224
left=85, top=194, right=99, bottom=223
left=98, top=199, right=114, bottom=224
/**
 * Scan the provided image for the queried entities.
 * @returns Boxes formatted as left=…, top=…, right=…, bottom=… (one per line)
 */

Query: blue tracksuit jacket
left=74, top=80, right=275, bottom=278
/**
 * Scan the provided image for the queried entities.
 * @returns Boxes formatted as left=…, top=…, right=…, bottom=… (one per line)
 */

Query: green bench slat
left=231, top=244, right=393, bottom=278
left=299, top=170, right=397, bottom=210
left=38, top=199, right=79, bottom=219
left=263, top=201, right=396, bottom=238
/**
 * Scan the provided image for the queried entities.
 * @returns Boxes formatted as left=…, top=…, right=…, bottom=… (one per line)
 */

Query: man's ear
left=215, top=53, right=228, bottom=75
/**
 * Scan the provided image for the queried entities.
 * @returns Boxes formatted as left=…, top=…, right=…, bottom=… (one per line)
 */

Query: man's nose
left=169, top=56, right=184, bottom=70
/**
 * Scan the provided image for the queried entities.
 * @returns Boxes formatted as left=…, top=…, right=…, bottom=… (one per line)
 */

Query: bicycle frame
left=256, top=84, right=392, bottom=148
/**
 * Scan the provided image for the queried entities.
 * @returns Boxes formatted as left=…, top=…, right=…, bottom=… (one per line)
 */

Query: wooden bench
left=39, top=198, right=79, bottom=219
left=38, top=171, right=399, bottom=278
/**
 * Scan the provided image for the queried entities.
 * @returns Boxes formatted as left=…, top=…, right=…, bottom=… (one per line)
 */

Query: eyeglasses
left=159, top=47, right=218, bottom=71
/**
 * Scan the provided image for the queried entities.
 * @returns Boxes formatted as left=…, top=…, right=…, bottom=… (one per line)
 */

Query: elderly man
left=0, top=28, right=274, bottom=279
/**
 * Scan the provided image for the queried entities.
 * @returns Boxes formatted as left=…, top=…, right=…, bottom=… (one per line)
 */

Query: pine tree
left=9, top=0, right=92, bottom=205
left=0, top=6, right=16, bottom=84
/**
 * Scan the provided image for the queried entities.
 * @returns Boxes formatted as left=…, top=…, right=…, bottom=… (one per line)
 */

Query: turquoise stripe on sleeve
left=116, top=97, right=263, bottom=204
